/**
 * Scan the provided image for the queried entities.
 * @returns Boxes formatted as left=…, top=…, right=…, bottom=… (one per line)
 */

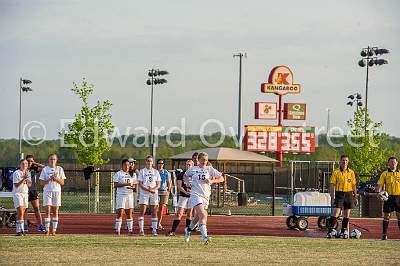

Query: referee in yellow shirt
left=376, top=156, right=400, bottom=240
left=327, top=155, right=357, bottom=239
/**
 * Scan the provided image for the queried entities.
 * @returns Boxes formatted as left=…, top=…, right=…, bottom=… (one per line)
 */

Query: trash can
left=361, top=194, right=383, bottom=218
left=238, top=192, right=248, bottom=206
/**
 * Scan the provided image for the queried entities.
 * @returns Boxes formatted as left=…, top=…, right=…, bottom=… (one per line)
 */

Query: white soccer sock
left=44, top=218, right=51, bottom=232
left=151, top=218, right=158, bottom=232
left=126, top=219, right=133, bottom=232
left=138, top=217, right=144, bottom=232
left=16, top=220, right=23, bottom=233
left=19, top=220, right=25, bottom=232
left=52, top=217, right=59, bottom=233
left=199, top=223, right=208, bottom=239
left=115, top=218, right=122, bottom=232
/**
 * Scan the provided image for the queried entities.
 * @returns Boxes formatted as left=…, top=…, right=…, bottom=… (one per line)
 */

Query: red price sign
left=244, top=126, right=315, bottom=153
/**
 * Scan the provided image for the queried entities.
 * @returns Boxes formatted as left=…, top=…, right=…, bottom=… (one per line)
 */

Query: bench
left=0, top=192, right=16, bottom=227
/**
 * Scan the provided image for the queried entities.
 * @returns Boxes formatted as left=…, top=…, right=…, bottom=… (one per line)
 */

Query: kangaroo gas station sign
left=261, top=66, right=301, bottom=95
left=244, top=65, right=315, bottom=161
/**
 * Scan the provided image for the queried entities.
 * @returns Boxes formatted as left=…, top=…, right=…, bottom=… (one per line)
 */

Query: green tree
left=59, top=78, right=114, bottom=166
left=344, top=107, right=392, bottom=178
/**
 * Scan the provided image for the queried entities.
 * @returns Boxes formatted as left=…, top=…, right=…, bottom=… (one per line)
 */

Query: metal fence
left=0, top=162, right=382, bottom=217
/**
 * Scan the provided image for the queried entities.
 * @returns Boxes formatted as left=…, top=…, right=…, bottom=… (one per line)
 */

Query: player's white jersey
left=184, top=166, right=222, bottom=198
left=39, top=166, right=66, bottom=193
left=113, top=170, right=137, bottom=196
left=138, top=168, right=161, bottom=190
left=12, top=170, right=31, bottom=194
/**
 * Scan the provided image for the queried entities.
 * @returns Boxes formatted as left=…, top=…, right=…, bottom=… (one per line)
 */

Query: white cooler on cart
left=283, top=191, right=335, bottom=231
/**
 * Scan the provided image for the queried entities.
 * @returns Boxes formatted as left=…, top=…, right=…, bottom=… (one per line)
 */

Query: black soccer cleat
left=381, top=234, right=387, bottom=240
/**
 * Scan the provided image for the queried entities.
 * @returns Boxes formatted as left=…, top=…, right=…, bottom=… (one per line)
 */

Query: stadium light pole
left=19, top=78, right=33, bottom=160
left=358, top=46, right=389, bottom=131
left=346, top=93, right=363, bottom=112
left=146, top=69, right=168, bottom=159
left=233, top=52, right=246, bottom=150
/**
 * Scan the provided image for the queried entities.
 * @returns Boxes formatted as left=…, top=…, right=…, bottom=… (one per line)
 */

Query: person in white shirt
left=12, top=159, right=32, bottom=236
left=137, top=155, right=161, bottom=236
left=39, top=154, right=66, bottom=236
left=113, top=159, right=137, bottom=235
left=183, top=152, right=224, bottom=244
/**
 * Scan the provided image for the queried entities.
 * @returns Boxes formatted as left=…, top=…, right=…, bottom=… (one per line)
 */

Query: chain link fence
left=0, top=161, right=383, bottom=217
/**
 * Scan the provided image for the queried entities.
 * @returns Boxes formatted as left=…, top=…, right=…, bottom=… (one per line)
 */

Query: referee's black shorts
left=383, top=195, right=400, bottom=213
left=334, top=191, right=354, bottom=210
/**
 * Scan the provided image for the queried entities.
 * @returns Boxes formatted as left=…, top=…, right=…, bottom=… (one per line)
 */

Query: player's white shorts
left=177, top=196, right=190, bottom=209
left=43, top=191, right=62, bottom=207
left=188, top=194, right=209, bottom=210
left=139, top=190, right=159, bottom=205
left=13, top=193, right=28, bottom=208
left=116, top=193, right=134, bottom=209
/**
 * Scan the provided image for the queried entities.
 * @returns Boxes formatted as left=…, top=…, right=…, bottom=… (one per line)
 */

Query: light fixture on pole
left=233, top=52, right=246, bottom=149
left=358, top=46, right=389, bottom=112
left=19, top=78, right=33, bottom=160
left=346, top=93, right=363, bottom=111
left=146, top=69, right=168, bottom=159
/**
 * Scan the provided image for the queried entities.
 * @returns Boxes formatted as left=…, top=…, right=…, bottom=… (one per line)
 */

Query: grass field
left=0, top=235, right=398, bottom=265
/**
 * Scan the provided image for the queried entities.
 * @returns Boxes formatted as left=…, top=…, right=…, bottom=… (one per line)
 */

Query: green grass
left=0, top=235, right=398, bottom=265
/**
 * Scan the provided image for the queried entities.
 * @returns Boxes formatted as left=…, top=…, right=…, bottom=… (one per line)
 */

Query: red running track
left=1, top=214, right=399, bottom=239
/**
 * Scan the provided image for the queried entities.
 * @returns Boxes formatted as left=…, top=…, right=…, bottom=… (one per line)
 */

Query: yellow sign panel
left=246, top=125, right=282, bottom=132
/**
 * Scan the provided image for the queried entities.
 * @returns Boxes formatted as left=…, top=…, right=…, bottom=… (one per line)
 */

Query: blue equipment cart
left=284, top=204, right=338, bottom=231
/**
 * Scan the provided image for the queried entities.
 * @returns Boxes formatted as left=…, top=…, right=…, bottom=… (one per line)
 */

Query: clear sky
left=0, top=0, right=399, bottom=140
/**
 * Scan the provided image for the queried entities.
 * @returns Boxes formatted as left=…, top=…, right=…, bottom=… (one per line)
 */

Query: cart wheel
left=286, top=216, right=297, bottom=229
left=317, top=216, right=327, bottom=229
left=296, top=217, right=308, bottom=231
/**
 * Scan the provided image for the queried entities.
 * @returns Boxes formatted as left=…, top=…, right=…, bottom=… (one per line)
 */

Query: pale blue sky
left=0, top=0, right=399, bottom=140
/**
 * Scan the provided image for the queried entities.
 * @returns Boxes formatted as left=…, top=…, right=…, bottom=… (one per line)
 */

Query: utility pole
left=326, top=108, right=330, bottom=136
left=233, top=52, right=246, bottom=149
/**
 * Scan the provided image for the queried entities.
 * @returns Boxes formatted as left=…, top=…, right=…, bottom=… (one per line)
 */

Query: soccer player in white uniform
left=137, top=155, right=161, bottom=236
left=183, top=152, right=224, bottom=244
left=12, top=159, right=32, bottom=236
left=114, top=159, right=137, bottom=235
left=39, top=154, right=66, bottom=236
